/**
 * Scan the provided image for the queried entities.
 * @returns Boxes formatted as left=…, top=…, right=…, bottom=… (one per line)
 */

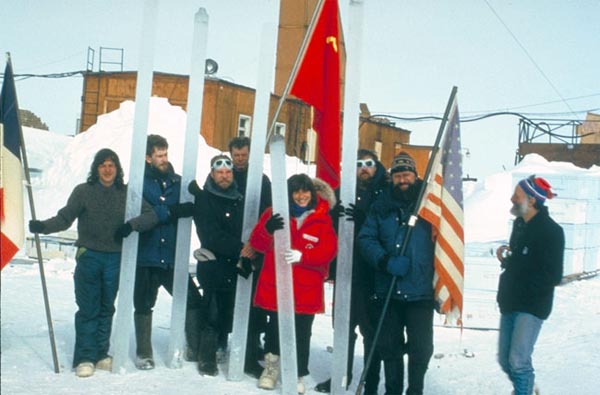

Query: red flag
left=290, top=0, right=341, bottom=189
left=1, top=59, right=25, bottom=269
left=418, top=99, right=464, bottom=324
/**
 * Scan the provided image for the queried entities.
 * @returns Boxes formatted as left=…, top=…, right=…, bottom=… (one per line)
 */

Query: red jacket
left=250, top=198, right=337, bottom=314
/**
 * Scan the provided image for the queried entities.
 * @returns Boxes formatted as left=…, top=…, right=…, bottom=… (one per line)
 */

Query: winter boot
left=134, top=312, right=155, bottom=370
left=184, top=308, right=201, bottom=362
left=197, top=327, right=219, bottom=376
left=95, top=356, right=112, bottom=371
left=257, top=352, right=280, bottom=390
left=75, top=362, right=95, bottom=378
left=297, top=376, right=306, bottom=394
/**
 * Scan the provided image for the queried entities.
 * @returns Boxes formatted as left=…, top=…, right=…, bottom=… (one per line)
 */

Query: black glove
left=169, top=202, right=195, bottom=219
left=236, top=257, right=253, bottom=279
left=265, top=213, right=284, bottom=234
left=345, top=203, right=365, bottom=224
left=330, top=201, right=345, bottom=219
left=188, top=180, right=202, bottom=197
left=344, top=203, right=355, bottom=222
left=114, top=222, right=133, bottom=241
left=29, top=220, right=45, bottom=233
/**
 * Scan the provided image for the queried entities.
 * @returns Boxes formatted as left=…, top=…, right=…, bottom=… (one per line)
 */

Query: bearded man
left=357, top=152, right=435, bottom=395
left=496, top=175, right=564, bottom=395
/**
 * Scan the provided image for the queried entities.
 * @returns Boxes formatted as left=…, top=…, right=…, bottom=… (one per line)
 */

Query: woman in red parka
left=250, top=174, right=337, bottom=393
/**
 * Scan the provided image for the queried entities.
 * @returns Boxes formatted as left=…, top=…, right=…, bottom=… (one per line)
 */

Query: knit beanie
left=390, top=152, right=417, bottom=175
left=518, top=175, right=556, bottom=205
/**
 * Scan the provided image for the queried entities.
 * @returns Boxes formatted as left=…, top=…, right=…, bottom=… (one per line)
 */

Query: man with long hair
left=29, top=148, right=158, bottom=378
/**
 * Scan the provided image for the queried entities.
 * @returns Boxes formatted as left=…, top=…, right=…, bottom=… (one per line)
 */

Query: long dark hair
left=87, top=148, right=125, bottom=189
left=287, top=174, right=317, bottom=209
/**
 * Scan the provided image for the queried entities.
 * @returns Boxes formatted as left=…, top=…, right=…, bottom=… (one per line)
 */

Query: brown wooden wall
left=80, top=71, right=411, bottom=163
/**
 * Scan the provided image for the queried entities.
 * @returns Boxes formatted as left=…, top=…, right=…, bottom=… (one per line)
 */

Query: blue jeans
left=498, top=312, right=543, bottom=395
left=72, top=248, right=120, bottom=367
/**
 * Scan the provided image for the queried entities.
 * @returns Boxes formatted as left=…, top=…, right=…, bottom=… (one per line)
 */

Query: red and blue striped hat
left=518, top=175, right=556, bottom=205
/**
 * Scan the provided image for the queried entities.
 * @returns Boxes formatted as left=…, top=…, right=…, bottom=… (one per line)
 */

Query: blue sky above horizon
left=2, top=0, right=599, bottom=178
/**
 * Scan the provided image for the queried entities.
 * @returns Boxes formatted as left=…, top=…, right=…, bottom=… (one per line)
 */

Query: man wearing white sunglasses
left=317, top=149, right=389, bottom=394
left=188, top=154, right=254, bottom=376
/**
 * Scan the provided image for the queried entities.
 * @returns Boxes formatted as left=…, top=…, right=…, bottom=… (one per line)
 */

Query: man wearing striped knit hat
left=496, top=175, right=565, bottom=395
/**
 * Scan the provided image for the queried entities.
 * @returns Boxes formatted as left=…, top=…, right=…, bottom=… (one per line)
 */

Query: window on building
left=238, top=115, right=252, bottom=137
left=275, top=122, right=286, bottom=138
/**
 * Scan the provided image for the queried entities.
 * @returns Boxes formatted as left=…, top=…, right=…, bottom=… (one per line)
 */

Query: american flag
left=418, top=98, right=464, bottom=324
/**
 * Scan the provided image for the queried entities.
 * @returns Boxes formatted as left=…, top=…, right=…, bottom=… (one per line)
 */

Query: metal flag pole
left=355, top=86, right=458, bottom=395
left=265, top=0, right=325, bottom=144
left=6, top=52, right=60, bottom=373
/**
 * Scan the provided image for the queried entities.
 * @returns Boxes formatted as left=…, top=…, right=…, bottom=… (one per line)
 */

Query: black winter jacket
left=497, top=206, right=564, bottom=320
left=190, top=176, right=245, bottom=291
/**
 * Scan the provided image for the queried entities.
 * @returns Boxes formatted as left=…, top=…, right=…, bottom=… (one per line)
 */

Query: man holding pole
left=357, top=152, right=435, bottom=395
left=130, top=134, right=203, bottom=370
left=29, top=148, right=158, bottom=377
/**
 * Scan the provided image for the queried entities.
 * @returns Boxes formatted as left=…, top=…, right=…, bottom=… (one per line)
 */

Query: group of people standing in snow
left=30, top=133, right=564, bottom=395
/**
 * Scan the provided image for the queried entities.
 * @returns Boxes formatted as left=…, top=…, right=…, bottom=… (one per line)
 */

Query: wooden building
left=79, top=70, right=414, bottom=166
left=78, top=0, right=417, bottom=166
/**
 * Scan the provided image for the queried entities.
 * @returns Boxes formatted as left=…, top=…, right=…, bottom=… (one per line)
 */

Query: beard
left=392, top=182, right=420, bottom=202
left=510, top=200, right=529, bottom=217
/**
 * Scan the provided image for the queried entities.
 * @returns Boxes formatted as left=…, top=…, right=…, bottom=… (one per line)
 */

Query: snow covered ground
left=2, top=260, right=599, bottom=394
left=2, top=98, right=600, bottom=394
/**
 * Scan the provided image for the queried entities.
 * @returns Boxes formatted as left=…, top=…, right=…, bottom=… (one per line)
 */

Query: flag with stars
left=418, top=98, right=464, bottom=324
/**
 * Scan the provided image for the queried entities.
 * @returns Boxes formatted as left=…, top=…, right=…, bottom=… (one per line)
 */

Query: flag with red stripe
left=418, top=98, right=464, bottom=324
left=290, top=0, right=341, bottom=189
left=1, top=58, right=25, bottom=269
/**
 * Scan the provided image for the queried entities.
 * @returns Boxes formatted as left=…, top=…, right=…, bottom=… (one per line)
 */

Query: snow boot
left=184, top=308, right=201, bottom=362
left=95, top=356, right=112, bottom=371
left=297, top=376, right=306, bottom=394
left=197, top=327, right=219, bottom=376
left=134, top=312, right=155, bottom=370
left=258, top=352, right=280, bottom=390
left=75, top=362, right=95, bottom=378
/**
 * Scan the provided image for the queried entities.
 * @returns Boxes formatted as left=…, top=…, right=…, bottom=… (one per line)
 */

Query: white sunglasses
left=357, top=159, right=375, bottom=168
left=212, top=158, right=233, bottom=170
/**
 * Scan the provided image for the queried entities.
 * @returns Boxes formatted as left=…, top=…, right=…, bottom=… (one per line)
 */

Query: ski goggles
left=356, top=159, right=376, bottom=168
left=211, top=158, right=233, bottom=170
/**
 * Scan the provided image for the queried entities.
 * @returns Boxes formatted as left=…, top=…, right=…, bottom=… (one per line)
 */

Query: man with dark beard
left=496, top=175, right=563, bottom=395
left=189, top=154, right=256, bottom=376
left=316, top=149, right=388, bottom=394
left=131, top=135, right=203, bottom=370
left=357, top=152, right=435, bottom=395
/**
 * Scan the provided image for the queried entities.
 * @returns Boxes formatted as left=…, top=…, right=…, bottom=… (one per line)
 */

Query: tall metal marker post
left=269, top=134, right=298, bottom=395
left=228, top=23, right=278, bottom=381
left=355, top=86, right=459, bottom=395
left=331, top=1, right=365, bottom=393
left=167, top=8, right=209, bottom=368
left=112, top=0, right=159, bottom=373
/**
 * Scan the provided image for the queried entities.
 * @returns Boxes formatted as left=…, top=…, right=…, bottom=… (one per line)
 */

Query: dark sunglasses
left=212, top=158, right=233, bottom=170
left=357, top=159, right=375, bottom=168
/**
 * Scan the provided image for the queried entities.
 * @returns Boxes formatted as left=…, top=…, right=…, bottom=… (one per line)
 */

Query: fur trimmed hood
left=312, top=177, right=337, bottom=208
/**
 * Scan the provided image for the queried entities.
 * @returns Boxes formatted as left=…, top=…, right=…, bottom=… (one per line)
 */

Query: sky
left=1, top=0, right=600, bottom=179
